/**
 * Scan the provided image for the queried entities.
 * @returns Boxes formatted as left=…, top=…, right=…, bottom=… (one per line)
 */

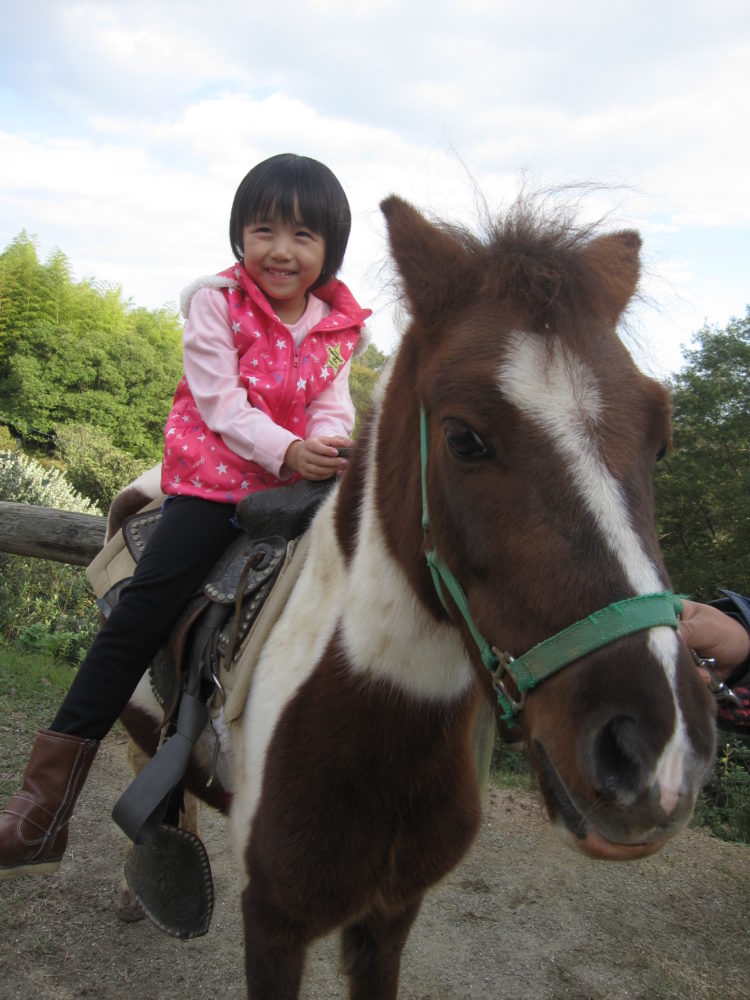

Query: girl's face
left=242, top=207, right=326, bottom=324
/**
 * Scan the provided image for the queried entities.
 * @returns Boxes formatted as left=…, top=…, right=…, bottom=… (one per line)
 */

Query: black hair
left=229, top=154, right=352, bottom=289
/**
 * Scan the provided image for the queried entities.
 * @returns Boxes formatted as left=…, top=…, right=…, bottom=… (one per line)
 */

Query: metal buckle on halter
left=690, top=650, right=743, bottom=708
left=490, top=647, right=527, bottom=717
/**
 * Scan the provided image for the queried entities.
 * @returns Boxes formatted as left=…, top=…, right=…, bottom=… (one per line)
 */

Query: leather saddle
left=100, top=477, right=335, bottom=716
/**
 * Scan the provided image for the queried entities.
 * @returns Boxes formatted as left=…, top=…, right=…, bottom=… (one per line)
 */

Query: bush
left=0, top=449, right=100, bottom=512
left=0, top=449, right=100, bottom=663
left=55, top=422, right=148, bottom=508
left=0, top=425, right=17, bottom=452
left=693, top=734, right=750, bottom=843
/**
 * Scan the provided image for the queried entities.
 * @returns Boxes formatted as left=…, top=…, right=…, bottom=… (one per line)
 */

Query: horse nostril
left=592, top=715, right=644, bottom=800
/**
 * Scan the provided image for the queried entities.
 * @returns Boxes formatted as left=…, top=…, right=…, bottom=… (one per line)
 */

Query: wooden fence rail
left=0, top=501, right=106, bottom=566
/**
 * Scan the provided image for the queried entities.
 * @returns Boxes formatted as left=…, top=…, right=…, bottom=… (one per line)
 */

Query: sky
left=1, top=0, right=748, bottom=377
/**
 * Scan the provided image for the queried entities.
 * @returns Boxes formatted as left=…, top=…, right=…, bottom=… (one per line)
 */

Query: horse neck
left=333, top=361, right=475, bottom=704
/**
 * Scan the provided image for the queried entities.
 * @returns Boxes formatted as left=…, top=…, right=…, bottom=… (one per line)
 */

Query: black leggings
left=51, top=496, right=240, bottom=740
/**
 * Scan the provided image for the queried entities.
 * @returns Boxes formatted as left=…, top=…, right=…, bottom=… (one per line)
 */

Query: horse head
left=376, top=195, right=716, bottom=861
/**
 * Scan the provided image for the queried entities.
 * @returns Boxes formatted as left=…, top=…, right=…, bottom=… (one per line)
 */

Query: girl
left=0, top=153, right=371, bottom=879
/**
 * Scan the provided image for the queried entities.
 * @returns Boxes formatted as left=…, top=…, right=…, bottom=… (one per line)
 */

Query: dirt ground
left=0, top=732, right=748, bottom=1000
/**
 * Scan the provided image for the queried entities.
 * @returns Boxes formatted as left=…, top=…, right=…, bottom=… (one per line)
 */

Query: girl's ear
left=380, top=196, right=477, bottom=326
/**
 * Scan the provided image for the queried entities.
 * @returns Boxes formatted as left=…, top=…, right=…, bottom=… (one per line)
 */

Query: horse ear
left=380, top=196, right=476, bottom=325
left=580, top=230, right=642, bottom=323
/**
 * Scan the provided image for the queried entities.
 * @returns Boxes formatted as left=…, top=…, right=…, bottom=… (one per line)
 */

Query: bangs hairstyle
left=230, top=154, right=352, bottom=289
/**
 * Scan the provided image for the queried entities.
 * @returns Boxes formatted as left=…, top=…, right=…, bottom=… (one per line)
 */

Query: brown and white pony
left=120, top=195, right=716, bottom=998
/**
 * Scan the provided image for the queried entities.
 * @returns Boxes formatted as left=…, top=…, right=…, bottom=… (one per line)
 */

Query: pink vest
left=161, top=265, right=369, bottom=503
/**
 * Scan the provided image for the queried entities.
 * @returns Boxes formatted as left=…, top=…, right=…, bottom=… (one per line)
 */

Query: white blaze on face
left=498, top=332, right=663, bottom=596
left=497, top=331, right=687, bottom=815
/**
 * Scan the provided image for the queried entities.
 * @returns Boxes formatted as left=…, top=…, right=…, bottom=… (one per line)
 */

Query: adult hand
left=678, top=599, right=750, bottom=682
left=284, top=436, right=351, bottom=481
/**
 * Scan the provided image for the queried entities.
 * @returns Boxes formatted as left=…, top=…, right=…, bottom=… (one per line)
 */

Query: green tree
left=0, top=232, right=47, bottom=344
left=0, top=233, right=183, bottom=461
left=350, top=342, right=388, bottom=430
left=655, top=309, right=750, bottom=600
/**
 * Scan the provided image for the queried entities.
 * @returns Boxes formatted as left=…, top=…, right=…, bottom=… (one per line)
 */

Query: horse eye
left=655, top=444, right=668, bottom=462
left=444, top=420, right=489, bottom=461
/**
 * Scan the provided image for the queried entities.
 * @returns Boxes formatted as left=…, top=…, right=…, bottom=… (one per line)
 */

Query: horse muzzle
left=532, top=725, right=713, bottom=861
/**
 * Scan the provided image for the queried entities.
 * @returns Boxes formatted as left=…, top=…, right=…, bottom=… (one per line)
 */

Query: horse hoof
left=114, top=879, right=145, bottom=923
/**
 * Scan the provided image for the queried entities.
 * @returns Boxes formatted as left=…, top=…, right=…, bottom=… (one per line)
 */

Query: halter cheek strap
left=419, top=404, right=682, bottom=722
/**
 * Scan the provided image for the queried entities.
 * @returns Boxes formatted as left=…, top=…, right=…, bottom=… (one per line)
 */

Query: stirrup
left=124, top=824, right=214, bottom=939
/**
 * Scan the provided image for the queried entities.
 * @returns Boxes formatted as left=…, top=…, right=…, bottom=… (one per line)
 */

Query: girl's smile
left=242, top=212, right=326, bottom=324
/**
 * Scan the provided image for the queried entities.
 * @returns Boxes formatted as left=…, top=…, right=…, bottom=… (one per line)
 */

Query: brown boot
left=0, top=729, right=99, bottom=879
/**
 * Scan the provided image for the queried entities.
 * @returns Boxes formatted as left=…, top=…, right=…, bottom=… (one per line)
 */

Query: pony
left=117, top=194, right=716, bottom=998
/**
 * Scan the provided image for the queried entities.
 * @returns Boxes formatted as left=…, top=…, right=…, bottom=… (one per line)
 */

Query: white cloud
left=0, top=1, right=748, bottom=374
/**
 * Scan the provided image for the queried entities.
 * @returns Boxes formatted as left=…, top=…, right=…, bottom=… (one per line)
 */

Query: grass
left=0, top=644, right=77, bottom=801
left=691, top=734, right=750, bottom=843
left=491, top=740, right=535, bottom=790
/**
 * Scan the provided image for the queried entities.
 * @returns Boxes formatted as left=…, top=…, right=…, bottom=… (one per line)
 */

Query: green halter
left=419, top=405, right=682, bottom=721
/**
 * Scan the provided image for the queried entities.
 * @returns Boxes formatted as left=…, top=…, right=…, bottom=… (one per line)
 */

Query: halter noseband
left=419, top=404, right=682, bottom=722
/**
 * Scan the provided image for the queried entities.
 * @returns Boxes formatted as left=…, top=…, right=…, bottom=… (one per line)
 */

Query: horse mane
left=417, top=198, right=642, bottom=335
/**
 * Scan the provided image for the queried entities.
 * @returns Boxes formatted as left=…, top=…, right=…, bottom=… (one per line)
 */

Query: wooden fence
left=0, top=501, right=105, bottom=566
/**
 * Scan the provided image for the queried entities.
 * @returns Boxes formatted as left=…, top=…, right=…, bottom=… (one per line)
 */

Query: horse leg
left=113, top=737, right=150, bottom=922
left=241, top=880, right=309, bottom=1000
left=341, top=896, right=423, bottom=1000
left=113, top=735, right=201, bottom=922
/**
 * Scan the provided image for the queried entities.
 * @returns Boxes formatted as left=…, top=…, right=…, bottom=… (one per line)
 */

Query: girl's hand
left=284, top=436, right=351, bottom=481
left=678, top=599, right=750, bottom=681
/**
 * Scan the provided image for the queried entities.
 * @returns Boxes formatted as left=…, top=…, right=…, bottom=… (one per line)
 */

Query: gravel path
left=1, top=733, right=748, bottom=999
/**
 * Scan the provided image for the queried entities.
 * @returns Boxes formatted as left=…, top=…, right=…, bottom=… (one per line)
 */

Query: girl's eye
left=444, top=420, right=489, bottom=461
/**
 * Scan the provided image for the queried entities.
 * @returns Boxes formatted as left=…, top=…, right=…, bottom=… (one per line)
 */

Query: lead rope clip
left=691, top=650, right=742, bottom=708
